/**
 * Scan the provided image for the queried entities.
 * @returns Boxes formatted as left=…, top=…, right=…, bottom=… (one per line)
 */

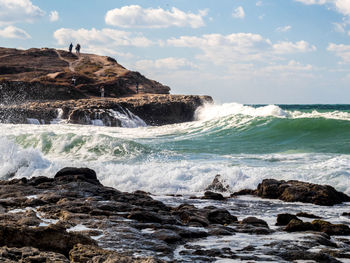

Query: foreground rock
left=1, top=169, right=350, bottom=262
left=234, top=178, right=350, bottom=206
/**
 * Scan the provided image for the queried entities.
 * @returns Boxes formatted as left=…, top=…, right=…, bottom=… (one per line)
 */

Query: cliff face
left=0, top=95, right=213, bottom=126
left=0, top=47, right=170, bottom=102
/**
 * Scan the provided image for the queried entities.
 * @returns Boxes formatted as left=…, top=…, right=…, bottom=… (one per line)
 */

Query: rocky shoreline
left=1, top=168, right=350, bottom=262
left=0, top=95, right=212, bottom=126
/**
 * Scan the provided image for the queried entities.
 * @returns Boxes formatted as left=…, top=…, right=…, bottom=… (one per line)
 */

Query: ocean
left=1, top=102, right=350, bottom=195
left=2, top=102, right=350, bottom=262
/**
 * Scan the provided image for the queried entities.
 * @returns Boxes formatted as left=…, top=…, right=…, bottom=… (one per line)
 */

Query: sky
left=1, top=0, right=350, bottom=103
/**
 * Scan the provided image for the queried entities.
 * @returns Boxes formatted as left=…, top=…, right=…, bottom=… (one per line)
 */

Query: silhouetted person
left=75, top=44, right=81, bottom=55
left=136, top=83, right=139, bottom=94
left=72, top=76, right=76, bottom=86
left=69, top=43, right=73, bottom=53
left=100, top=86, right=105, bottom=98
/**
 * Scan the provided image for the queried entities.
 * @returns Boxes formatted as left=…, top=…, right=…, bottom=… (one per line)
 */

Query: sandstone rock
left=276, top=213, right=299, bottom=226
left=256, top=179, right=350, bottom=206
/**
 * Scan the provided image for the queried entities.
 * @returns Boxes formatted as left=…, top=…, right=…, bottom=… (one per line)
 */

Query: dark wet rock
left=342, top=212, right=350, bottom=216
left=207, top=208, right=237, bottom=225
left=234, top=222, right=274, bottom=235
left=208, top=226, right=236, bottom=236
left=152, top=229, right=182, bottom=243
left=309, top=233, right=337, bottom=248
left=205, top=174, right=230, bottom=192
left=128, top=210, right=162, bottom=223
left=202, top=191, right=225, bottom=201
left=54, top=167, right=100, bottom=185
left=231, top=189, right=256, bottom=196
left=256, top=179, right=350, bottom=206
left=278, top=250, right=341, bottom=263
left=296, top=211, right=322, bottom=219
left=276, top=213, right=299, bottom=226
left=0, top=224, right=96, bottom=256
left=241, top=217, right=269, bottom=228
left=0, top=246, right=69, bottom=263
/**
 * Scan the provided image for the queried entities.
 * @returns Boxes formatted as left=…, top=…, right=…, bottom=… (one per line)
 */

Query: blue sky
left=1, top=0, right=350, bottom=103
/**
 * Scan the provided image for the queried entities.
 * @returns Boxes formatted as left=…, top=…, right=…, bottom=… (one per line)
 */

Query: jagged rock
left=276, top=213, right=299, bottom=226
left=205, top=175, right=229, bottom=192
left=256, top=179, right=350, bottom=205
left=284, top=219, right=315, bottom=232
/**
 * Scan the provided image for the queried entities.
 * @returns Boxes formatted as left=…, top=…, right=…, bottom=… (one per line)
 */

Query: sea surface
left=1, top=102, right=350, bottom=195
left=2, top=102, right=350, bottom=262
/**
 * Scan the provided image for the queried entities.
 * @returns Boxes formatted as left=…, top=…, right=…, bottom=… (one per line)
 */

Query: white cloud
left=335, top=0, right=350, bottom=16
left=256, top=1, right=263, bottom=6
left=295, top=0, right=350, bottom=16
left=49, top=11, right=59, bottom=22
left=232, top=6, right=245, bottom=19
left=0, top=0, right=45, bottom=25
left=273, top=40, right=316, bottom=54
left=0, top=25, right=31, bottom=39
left=261, top=60, right=313, bottom=74
left=168, top=33, right=316, bottom=65
left=136, top=57, right=197, bottom=71
left=54, top=28, right=153, bottom=48
left=295, top=0, right=328, bottom=5
left=105, top=5, right=207, bottom=28
left=276, top=25, right=292, bottom=32
left=327, top=42, right=350, bottom=63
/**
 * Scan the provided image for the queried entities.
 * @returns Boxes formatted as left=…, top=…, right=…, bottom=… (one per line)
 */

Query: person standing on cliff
left=72, top=76, right=76, bottom=86
left=136, top=82, right=139, bottom=94
left=100, top=86, right=105, bottom=98
left=75, top=44, right=81, bottom=55
left=69, top=43, right=73, bottom=53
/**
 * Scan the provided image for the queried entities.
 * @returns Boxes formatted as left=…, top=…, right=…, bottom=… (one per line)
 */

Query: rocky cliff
left=0, top=47, right=213, bottom=126
left=0, top=47, right=170, bottom=102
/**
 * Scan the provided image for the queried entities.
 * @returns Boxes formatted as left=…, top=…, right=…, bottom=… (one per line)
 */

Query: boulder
left=207, top=209, right=237, bottom=225
left=256, top=179, right=350, bottom=206
left=202, top=191, right=225, bottom=201
left=55, top=167, right=99, bottom=184
left=276, top=213, right=299, bottom=226
left=241, top=217, right=269, bottom=228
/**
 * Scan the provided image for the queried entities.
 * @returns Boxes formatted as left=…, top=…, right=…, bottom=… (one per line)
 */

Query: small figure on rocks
left=75, top=43, right=81, bottom=55
left=72, top=76, right=76, bottom=86
left=136, top=82, right=139, bottom=94
left=69, top=43, right=73, bottom=53
left=100, top=86, right=105, bottom=98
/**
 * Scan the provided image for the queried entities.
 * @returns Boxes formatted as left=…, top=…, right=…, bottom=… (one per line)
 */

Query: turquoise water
left=1, top=102, right=350, bottom=194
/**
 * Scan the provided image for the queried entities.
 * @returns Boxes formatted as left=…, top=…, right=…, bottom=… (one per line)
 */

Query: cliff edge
left=0, top=47, right=212, bottom=126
